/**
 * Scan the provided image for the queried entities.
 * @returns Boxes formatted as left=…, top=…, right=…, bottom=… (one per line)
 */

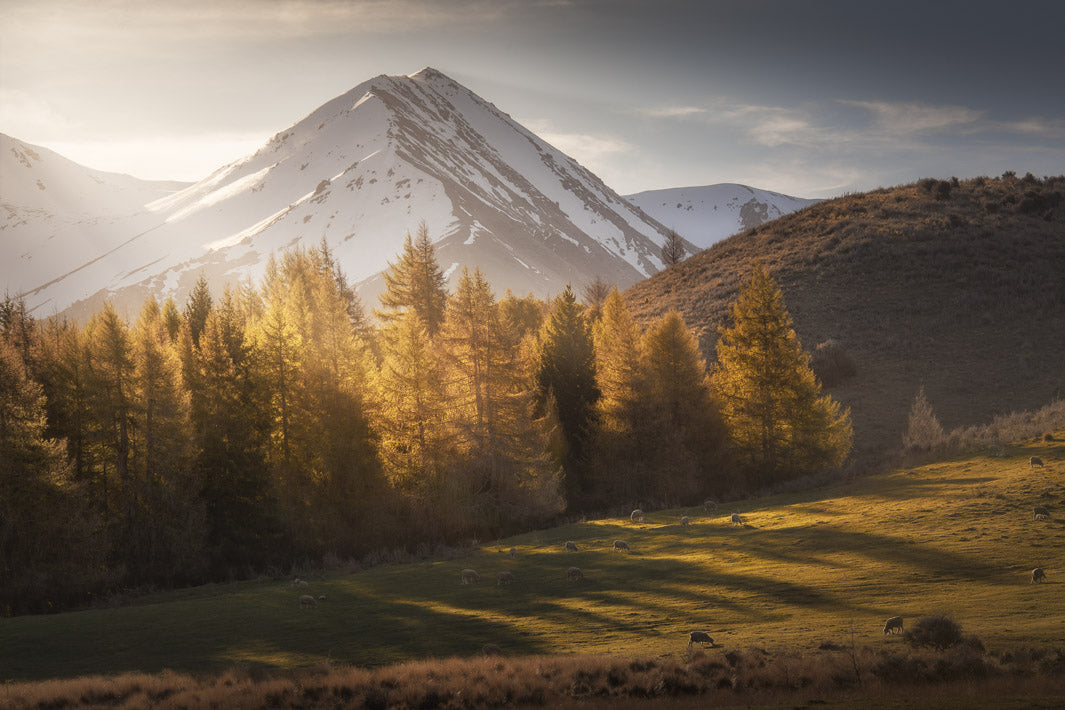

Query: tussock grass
left=1, top=430, right=1063, bottom=701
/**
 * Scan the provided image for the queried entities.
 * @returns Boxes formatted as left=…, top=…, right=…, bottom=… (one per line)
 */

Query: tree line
left=0, top=226, right=851, bottom=614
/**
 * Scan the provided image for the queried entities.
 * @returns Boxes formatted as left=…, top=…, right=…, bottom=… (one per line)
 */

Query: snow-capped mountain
left=625, top=184, right=818, bottom=250
left=3, top=68, right=686, bottom=319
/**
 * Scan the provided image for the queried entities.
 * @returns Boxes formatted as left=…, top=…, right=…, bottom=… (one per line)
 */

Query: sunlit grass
left=1, top=432, right=1061, bottom=681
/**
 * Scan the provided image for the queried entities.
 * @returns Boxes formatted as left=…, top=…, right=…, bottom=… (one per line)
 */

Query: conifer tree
left=712, top=263, right=851, bottom=485
left=0, top=336, right=104, bottom=614
left=591, top=288, right=645, bottom=502
left=902, top=386, right=945, bottom=451
left=639, top=310, right=725, bottom=501
left=536, top=285, right=600, bottom=508
left=376, top=222, right=448, bottom=337
left=184, top=276, right=213, bottom=347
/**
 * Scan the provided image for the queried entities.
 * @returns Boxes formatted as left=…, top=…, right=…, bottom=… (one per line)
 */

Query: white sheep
left=1034, top=506, right=1050, bottom=520
left=497, top=571, right=514, bottom=586
left=565, top=540, right=579, bottom=552
left=730, top=513, right=743, bottom=526
left=688, top=631, right=714, bottom=649
left=680, top=516, right=690, bottom=527
left=291, top=578, right=309, bottom=587
left=1032, top=568, right=1047, bottom=583
left=461, top=568, right=481, bottom=585
left=883, top=616, right=903, bottom=635
left=567, top=566, right=584, bottom=581
left=631, top=508, right=645, bottom=523
left=299, top=594, right=317, bottom=607
left=612, top=540, right=630, bottom=552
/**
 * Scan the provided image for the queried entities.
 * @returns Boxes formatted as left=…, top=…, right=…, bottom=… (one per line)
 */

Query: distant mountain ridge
left=3, top=68, right=692, bottom=318
left=625, top=183, right=818, bottom=250
left=625, top=175, right=1065, bottom=458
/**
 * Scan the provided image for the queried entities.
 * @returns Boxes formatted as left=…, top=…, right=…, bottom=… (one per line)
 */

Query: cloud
left=0, top=90, right=80, bottom=138
left=632, top=106, right=707, bottom=118
left=840, top=100, right=984, bottom=135
left=520, top=119, right=634, bottom=167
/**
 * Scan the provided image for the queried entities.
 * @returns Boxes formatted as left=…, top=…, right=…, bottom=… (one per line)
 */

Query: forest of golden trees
left=0, top=226, right=850, bottom=614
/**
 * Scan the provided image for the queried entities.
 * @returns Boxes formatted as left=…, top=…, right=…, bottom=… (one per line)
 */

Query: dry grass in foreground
left=3, top=644, right=1065, bottom=709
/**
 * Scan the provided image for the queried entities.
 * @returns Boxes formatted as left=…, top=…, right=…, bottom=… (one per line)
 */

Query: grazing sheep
left=481, top=644, right=503, bottom=657
left=461, top=569, right=481, bottom=585
left=292, top=578, right=309, bottom=587
left=612, top=540, right=630, bottom=552
left=631, top=508, right=645, bottom=523
left=507, top=547, right=517, bottom=558
left=703, top=498, right=718, bottom=513
left=883, top=616, right=903, bottom=635
left=1034, top=506, right=1051, bottom=520
left=497, top=571, right=514, bottom=586
left=565, top=540, right=579, bottom=552
left=1032, top=568, right=1047, bottom=583
left=299, top=594, right=317, bottom=607
left=1044, top=433, right=1056, bottom=442
left=688, top=631, right=714, bottom=649
left=680, top=516, right=690, bottom=527
left=567, top=566, right=584, bottom=581
left=1030, top=456, right=1044, bottom=467
left=730, top=513, right=743, bottom=526
left=317, top=595, right=326, bottom=601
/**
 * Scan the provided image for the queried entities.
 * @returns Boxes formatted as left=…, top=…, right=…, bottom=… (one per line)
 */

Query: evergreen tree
left=639, top=310, right=725, bottom=502
left=0, top=336, right=104, bottom=614
left=184, top=276, right=214, bottom=347
left=902, top=386, right=945, bottom=451
left=376, top=222, right=448, bottom=337
left=712, top=263, right=851, bottom=485
left=536, top=285, right=600, bottom=509
left=591, top=288, right=645, bottom=502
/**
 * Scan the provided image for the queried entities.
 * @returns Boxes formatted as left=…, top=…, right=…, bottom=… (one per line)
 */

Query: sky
left=1, top=0, right=1063, bottom=199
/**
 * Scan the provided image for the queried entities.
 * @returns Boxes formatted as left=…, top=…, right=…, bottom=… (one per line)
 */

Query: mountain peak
left=5, top=69, right=676, bottom=318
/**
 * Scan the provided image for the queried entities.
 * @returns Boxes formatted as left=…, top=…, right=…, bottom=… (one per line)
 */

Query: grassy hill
left=624, top=174, right=1065, bottom=459
left=1, top=430, right=1062, bottom=683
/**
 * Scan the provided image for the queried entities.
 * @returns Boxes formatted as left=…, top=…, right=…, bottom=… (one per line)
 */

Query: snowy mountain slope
left=4, top=68, right=686, bottom=319
left=625, top=183, right=818, bottom=250
left=1, top=133, right=189, bottom=311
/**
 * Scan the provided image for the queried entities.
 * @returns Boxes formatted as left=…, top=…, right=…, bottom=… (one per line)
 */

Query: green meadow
left=2, top=434, right=1061, bottom=683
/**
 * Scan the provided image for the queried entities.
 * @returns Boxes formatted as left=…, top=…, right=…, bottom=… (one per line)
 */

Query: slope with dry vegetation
left=625, top=174, right=1065, bottom=458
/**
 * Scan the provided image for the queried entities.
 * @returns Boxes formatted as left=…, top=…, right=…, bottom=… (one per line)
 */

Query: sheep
left=1034, top=506, right=1051, bottom=520
left=317, top=595, right=326, bottom=601
left=1032, top=568, right=1047, bottom=583
left=1044, top=433, right=1056, bottom=442
left=291, top=578, right=309, bottom=587
left=507, top=547, right=517, bottom=558
left=299, top=594, right=317, bottom=607
left=565, top=540, right=579, bottom=552
left=461, top=568, right=481, bottom=585
left=497, top=571, right=514, bottom=586
left=883, top=616, right=903, bottom=635
left=612, top=540, right=630, bottom=552
left=680, top=516, right=690, bottom=527
left=688, top=631, right=714, bottom=649
left=703, top=498, right=718, bottom=513
left=567, top=566, right=584, bottom=581
left=1030, top=456, right=1044, bottom=467
left=730, top=513, right=743, bottom=526
left=481, top=644, right=503, bottom=657
left=631, top=508, right=645, bottom=523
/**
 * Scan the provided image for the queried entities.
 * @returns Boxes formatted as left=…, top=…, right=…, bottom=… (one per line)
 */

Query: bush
left=811, top=339, right=857, bottom=387
left=902, top=387, right=946, bottom=452
left=905, top=615, right=964, bottom=650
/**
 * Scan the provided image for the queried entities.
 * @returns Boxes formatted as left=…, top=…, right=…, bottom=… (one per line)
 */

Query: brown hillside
left=625, top=174, right=1065, bottom=459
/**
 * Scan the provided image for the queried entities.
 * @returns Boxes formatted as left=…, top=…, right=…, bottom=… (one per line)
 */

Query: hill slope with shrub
left=624, top=174, right=1065, bottom=458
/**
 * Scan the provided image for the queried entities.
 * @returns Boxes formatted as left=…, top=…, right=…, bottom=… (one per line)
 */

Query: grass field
left=1, top=433, right=1062, bottom=683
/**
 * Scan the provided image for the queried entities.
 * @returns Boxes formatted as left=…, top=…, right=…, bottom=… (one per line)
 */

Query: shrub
left=905, top=615, right=964, bottom=650
left=811, top=339, right=857, bottom=387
